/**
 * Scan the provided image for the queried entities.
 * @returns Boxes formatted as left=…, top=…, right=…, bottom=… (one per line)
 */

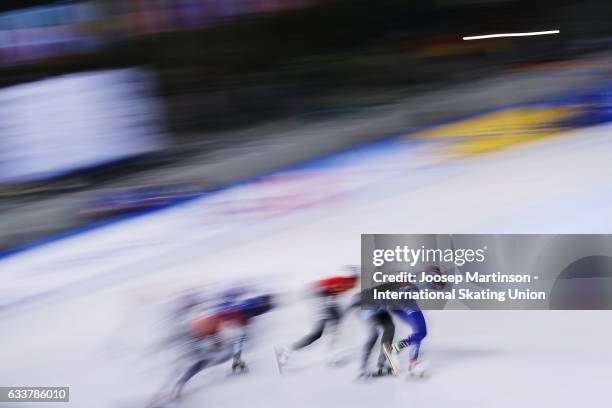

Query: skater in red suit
left=275, top=266, right=359, bottom=370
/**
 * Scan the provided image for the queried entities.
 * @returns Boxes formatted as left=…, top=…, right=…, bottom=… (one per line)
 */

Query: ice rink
left=2, top=121, right=612, bottom=407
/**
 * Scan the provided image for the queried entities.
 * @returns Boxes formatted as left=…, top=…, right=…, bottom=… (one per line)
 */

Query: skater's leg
left=362, top=324, right=380, bottom=371
left=392, top=310, right=427, bottom=342
left=233, top=321, right=250, bottom=360
left=277, top=302, right=337, bottom=368
left=292, top=320, right=327, bottom=350
left=173, top=342, right=235, bottom=399
left=172, top=360, right=206, bottom=400
left=409, top=342, right=422, bottom=363
left=402, top=310, right=428, bottom=375
left=375, top=312, right=395, bottom=367
left=325, top=305, right=341, bottom=351
left=392, top=309, right=427, bottom=362
left=406, top=310, right=427, bottom=347
left=232, top=324, right=249, bottom=371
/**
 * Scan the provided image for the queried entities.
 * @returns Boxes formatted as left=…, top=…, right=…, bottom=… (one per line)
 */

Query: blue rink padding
left=1, top=80, right=612, bottom=262
left=594, top=79, right=612, bottom=123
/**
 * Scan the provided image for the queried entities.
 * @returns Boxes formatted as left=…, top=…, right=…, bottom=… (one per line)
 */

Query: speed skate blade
left=273, top=346, right=285, bottom=375
left=382, top=343, right=400, bottom=376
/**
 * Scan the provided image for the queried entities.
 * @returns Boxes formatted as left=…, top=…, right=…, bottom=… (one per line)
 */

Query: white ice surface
left=2, top=124, right=612, bottom=407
